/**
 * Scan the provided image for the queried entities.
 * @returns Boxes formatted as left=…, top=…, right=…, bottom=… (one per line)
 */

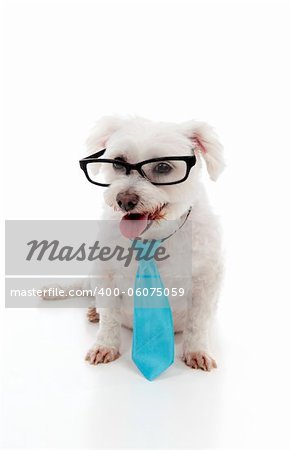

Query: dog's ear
left=180, top=120, right=225, bottom=181
left=86, top=116, right=125, bottom=154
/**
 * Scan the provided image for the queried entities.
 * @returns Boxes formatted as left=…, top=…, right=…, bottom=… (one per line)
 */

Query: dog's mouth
left=119, top=204, right=167, bottom=239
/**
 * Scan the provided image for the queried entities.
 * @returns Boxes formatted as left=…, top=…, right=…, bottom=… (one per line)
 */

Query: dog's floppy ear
left=86, top=116, right=125, bottom=154
left=180, top=120, right=225, bottom=181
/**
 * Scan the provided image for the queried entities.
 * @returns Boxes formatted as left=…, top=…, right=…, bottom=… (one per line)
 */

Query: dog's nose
left=116, top=192, right=140, bottom=212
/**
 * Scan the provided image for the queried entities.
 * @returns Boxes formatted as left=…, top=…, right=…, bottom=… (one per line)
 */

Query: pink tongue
left=120, top=214, right=149, bottom=239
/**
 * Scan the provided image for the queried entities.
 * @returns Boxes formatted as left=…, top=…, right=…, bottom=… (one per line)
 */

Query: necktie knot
left=134, top=238, right=162, bottom=260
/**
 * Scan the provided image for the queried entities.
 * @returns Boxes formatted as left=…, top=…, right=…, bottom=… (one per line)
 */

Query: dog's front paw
left=182, top=350, right=217, bottom=371
left=85, top=345, right=120, bottom=365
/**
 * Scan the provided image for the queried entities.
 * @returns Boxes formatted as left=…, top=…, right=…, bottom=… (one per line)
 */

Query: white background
left=0, top=1, right=291, bottom=449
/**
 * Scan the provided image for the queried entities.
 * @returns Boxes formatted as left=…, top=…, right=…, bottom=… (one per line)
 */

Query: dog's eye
left=153, top=162, right=173, bottom=174
left=113, top=157, right=126, bottom=171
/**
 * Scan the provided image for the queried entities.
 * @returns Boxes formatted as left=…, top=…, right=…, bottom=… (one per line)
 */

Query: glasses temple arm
left=80, top=149, right=106, bottom=161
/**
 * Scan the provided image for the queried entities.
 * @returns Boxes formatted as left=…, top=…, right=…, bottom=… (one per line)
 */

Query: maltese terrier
left=44, top=116, right=224, bottom=372
left=80, top=116, right=224, bottom=371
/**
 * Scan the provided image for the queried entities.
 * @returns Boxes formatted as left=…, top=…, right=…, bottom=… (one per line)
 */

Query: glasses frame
left=79, top=148, right=197, bottom=187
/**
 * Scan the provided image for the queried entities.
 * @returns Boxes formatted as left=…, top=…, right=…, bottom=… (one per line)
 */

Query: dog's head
left=85, top=116, right=224, bottom=238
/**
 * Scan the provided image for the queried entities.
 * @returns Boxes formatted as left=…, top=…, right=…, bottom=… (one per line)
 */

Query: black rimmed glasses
left=79, top=149, right=197, bottom=187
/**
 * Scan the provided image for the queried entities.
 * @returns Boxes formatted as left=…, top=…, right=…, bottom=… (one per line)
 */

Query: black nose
left=116, top=192, right=140, bottom=212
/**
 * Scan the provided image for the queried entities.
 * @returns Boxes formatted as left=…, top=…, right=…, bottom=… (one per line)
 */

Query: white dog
left=46, top=116, right=224, bottom=372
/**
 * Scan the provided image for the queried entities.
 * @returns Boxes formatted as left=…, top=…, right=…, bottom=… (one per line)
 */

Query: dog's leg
left=85, top=306, right=121, bottom=365
left=182, top=267, right=222, bottom=371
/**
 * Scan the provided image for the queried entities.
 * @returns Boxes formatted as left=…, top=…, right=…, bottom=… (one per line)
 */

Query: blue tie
left=132, top=239, right=174, bottom=380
